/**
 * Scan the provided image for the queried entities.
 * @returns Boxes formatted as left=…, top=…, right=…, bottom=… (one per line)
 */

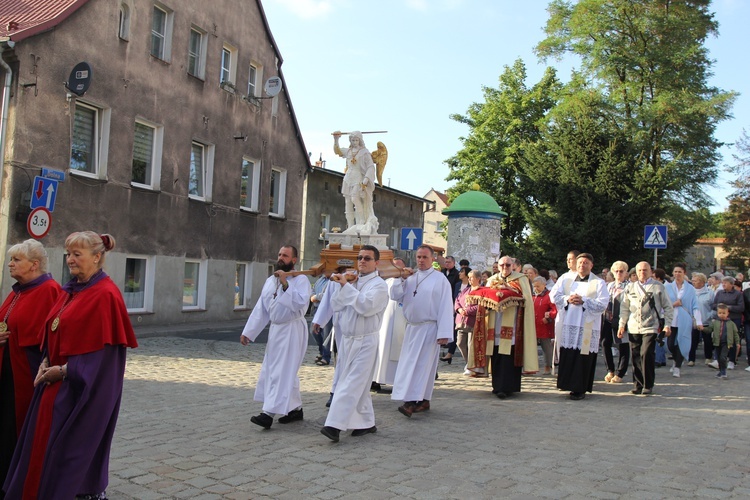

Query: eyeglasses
left=499, top=263, right=512, bottom=267
left=356, top=256, right=374, bottom=261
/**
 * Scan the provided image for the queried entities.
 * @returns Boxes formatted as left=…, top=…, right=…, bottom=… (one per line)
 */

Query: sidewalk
left=108, top=333, right=750, bottom=499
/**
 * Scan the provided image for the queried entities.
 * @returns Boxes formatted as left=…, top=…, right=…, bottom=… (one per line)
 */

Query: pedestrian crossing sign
left=644, top=225, right=668, bottom=249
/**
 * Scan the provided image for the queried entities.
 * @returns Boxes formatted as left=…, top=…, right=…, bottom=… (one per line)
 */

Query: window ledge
left=269, top=214, right=286, bottom=221
left=70, top=170, right=106, bottom=182
left=127, top=310, right=153, bottom=315
left=181, top=307, right=206, bottom=313
left=188, top=195, right=211, bottom=203
left=149, top=54, right=171, bottom=65
left=240, top=207, right=259, bottom=214
left=187, top=73, right=205, bottom=83
left=130, top=182, right=161, bottom=193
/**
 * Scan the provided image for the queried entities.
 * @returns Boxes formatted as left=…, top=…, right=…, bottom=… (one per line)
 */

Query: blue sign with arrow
left=400, top=227, right=423, bottom=251
left=29, top=176, right=59, bottom=212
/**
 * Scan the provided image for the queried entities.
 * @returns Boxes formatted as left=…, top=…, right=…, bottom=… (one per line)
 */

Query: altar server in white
left=241, top=245, right=311, bottom=429
left=320, top=245, right=389, bottom=442
left=390, top=245, right=453, bottom=418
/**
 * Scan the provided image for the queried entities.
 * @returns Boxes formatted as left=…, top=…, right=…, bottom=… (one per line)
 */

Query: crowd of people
left=240, top=245, right=750, bottom=443
left=0, top=233, right=138, bottom=499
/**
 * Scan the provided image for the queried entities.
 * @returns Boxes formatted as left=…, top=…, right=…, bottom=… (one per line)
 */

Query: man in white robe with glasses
left=320, top=245, right=389, bottom=442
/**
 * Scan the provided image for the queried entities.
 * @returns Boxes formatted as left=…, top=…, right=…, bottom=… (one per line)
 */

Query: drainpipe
left=0, top=40, right=15, bottom=199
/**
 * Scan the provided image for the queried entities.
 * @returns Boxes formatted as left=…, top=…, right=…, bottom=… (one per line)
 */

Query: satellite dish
left=66, top=62, right=92, bottom=96
left=264, top=76, right=282, bottom=97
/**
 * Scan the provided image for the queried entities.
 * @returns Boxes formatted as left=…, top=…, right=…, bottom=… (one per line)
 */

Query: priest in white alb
left=552, top=252, right=609, bottom=400
left=240, top=245, right=311, bottom=429
left=390, top=245, right=453, bottom=418
left=319, top=245, right=389, bottom=442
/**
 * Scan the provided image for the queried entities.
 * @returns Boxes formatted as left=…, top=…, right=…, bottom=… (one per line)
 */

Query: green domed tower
left=442, top=189, right=506, bottom=269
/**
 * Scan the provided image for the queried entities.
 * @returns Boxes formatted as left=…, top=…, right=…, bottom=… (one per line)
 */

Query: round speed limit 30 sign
left=27, top=207, right=52, bottom=239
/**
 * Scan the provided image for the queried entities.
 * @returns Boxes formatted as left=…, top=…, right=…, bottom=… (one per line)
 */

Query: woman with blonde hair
left=603, top=261, right=630, bottom=383
left=0, top=239, right=61, bottom=486
left=4, top=232, right=138, bottom=499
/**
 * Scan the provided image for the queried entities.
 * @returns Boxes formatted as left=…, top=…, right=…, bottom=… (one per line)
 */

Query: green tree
left=536, top=0, right=737, bottom=211
left=445, top=59, right=561, bottom=244
left=722, top=129, right=750, bottom=260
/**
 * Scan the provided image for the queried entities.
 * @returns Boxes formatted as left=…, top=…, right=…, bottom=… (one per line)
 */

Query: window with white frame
left=187, top=26, right=207, bottom=78
left=269, top=167, right=287, bottom=217
left=220, top=44, right=237, bottom=87
left=150, top=4, right=173, bottom=61
left=70, top=101, right=110, bottom=178
left=131, top=119, right=163, bottom=189
left=240, top=158, right=260, bottom=211
left=235, top=262, right=251, bottom=309
left=183, top=259, right=207, bottom=310
left=189, top=141, right=214, bottom=201
left=118, top=2, right=131, bottom=40
left=247, top=63, right=261, bottom=97
left=123, top=256, right=153, bottom=312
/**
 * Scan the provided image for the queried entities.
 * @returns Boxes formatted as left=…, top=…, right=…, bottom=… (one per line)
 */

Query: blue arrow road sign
left=400, top=227, right=423, bottom=251
left=30, top=176, right=59, bottom=212
left=644, top=225, right=668, bottom=249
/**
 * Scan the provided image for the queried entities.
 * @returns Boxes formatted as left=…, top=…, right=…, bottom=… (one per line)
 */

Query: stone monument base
left=327, top=232, right=388, bottom=250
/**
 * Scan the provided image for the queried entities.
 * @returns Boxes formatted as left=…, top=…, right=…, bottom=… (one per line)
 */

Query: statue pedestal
left=327, top=233, right=388, bottom=250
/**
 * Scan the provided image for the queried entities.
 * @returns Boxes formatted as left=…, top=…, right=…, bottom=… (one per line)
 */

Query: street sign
left=400, top=227, right=423, bottom=251
left=29, top=176, right=58, bottom=212
left=27, top=207, right=52, bottom=239
left=42, top=167, right=66, bottom=182
left=644, top=225, right=668, bottom=249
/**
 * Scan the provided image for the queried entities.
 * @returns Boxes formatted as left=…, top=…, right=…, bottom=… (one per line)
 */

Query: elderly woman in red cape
left=3, top=232, right=137, bottom=499
left=0, top=240, right=61, bottom=487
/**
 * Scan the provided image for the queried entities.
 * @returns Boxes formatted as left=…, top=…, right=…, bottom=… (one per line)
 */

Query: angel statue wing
left=371, top=141, right=388, bottom=187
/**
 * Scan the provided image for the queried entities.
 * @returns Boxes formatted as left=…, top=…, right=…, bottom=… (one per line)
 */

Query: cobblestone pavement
left=108, top=336, right=750, bottom=499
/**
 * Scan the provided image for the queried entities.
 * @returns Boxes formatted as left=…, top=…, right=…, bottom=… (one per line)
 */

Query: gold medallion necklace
left=51, top=272, right=100, bottom=331
left=0, top=292, right=22, bottom=333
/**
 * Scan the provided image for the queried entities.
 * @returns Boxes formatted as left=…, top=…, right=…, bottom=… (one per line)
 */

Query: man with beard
left=320, top=245, right=389, bottom=442
left=390, top=245, right=453, bottom=417
left=486, top=255, right=538, bottom=398
left=241, top=246, right=311, bottom=429
left=552, top=253, right=609, bottom=400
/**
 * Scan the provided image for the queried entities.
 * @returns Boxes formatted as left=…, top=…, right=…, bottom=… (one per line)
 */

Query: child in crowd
left=701, top=304, right=741, bottom=379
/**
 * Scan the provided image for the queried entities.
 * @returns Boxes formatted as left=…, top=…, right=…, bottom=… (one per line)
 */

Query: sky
left=261, top=0, right=750, bottom=213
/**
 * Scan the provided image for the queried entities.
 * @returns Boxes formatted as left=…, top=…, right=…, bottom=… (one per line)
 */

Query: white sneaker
left=669, top=363, right=675, bottom=373
left=705, top=359, right=712, bottom=366
left=709, top=360, right=719, bottom=369
left=728, top=362, right=735, bottom=370
left=745, top=366, right=750, bottom=372
left=687, top=361, right=695, bottom=367
left=672, top=367, right=680, bottom=378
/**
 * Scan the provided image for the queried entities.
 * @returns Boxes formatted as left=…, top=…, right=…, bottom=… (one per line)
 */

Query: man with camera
left=618, top=262, right=673, bottom=395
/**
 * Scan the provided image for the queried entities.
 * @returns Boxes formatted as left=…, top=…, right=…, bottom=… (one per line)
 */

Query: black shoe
left=325, top=393, right=333, bottom=408
left=630, top=388, right=643, bottom=395
left=440, top=356, right=452, bottom=364
left=321, top=426, right=340, bottom=442
left=278, top=408, right=303, bottom=424
left=250, top=413, right=273, bottom=429
left=370, top=382, right=382, bottom=392
left=494, top=391, right=509, bottom=399
left=569, top=392, right=586, bottom=401
left=351, top=426, right=377, bottom=437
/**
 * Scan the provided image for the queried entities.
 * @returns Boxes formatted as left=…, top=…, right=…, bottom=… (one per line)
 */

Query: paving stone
left=106, top=335, right=750, bottom=498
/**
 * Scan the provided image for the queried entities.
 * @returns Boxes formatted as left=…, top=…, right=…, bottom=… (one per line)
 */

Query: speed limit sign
left=27, top=207, right=52, bottom=239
